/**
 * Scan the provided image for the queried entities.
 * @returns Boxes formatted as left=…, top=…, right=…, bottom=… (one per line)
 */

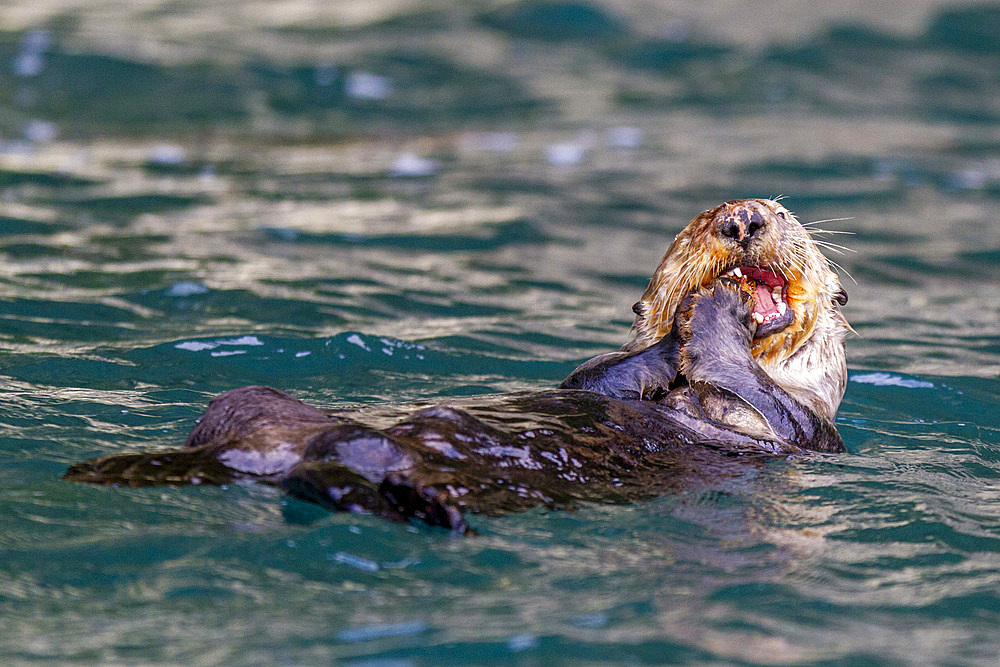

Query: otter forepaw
left=674, top=279, right=755, bottom=346
left=560, top=327, right=680, bottom=401
left=676, top=280, right=757, bottom=381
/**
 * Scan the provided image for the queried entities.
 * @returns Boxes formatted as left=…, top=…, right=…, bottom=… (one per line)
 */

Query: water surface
left=2, top=2, right=1000, bottom=663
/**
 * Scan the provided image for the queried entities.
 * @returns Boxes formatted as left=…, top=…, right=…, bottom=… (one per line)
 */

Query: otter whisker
left=825, top=258, right=857, bottom=285
left=812, top=240, right=857, bottom=255
left=791, top=259, right=809, bottom=280
left=773, top=262, right=790, bottom=282
left=783, top=247, right=806, bottom=273
left=801, top=217, right=854, bottom=227
left=816, top=246, right=848, bottom=256
left=805, top=229, right=856, bottom=236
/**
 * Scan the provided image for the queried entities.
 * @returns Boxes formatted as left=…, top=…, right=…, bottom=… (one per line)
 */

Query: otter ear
left=834, top=288, right=848, bottom=306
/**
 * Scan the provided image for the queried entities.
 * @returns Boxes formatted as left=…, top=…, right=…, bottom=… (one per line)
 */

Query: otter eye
left=776, top=211, right=786, bottom=220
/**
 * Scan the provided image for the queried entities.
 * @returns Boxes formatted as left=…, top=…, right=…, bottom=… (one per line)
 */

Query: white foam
left=346, top=334, right=371, bottom=351
left=851, top=372, right=934, bottom=389
left=175, top=341, right=217, bottom=352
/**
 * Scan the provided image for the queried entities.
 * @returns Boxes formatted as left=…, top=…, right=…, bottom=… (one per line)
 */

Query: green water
left=3, top=2, right=1000, bottom=663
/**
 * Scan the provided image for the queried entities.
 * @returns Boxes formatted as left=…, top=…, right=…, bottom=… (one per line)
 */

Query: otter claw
left=715, top=275, right=757, bottom=303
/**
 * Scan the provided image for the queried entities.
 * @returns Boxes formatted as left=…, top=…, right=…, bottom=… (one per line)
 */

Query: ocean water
left=3, top=1, right=1000, bottom=663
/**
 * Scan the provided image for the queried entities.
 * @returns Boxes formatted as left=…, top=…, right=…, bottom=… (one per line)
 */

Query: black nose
left=718, top=207, right=765, bottom=243
left=719, top=218, right=741, bottom=239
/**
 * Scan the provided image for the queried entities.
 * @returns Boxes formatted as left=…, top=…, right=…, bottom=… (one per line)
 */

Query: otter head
left=626, top=198, right=851, bottom=419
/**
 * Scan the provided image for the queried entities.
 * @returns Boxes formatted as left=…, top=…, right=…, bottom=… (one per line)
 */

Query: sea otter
left=65, top=199, right=851, bottom=532
left=560, top=197, right=850, bottom=430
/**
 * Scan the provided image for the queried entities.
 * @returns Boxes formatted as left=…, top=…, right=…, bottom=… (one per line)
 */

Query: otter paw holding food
left=674, top=278, right=757, bottom=343
left=674, top=278, right=758, bottom=381
left=671, top=278, right=845, bottom=453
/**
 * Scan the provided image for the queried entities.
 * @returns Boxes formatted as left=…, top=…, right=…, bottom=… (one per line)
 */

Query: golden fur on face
left=625, top=199, right=849, bottom=368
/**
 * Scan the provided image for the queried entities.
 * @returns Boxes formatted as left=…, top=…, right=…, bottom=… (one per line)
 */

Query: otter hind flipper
left=281, top=463, right=467, bottom=532
left=280, top=461, right=398, bottom=517
left=380, top=473, right=467, bottom=532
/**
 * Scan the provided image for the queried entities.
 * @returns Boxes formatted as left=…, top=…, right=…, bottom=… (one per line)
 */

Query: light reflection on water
left=2, top=1, right=1000, bottom=664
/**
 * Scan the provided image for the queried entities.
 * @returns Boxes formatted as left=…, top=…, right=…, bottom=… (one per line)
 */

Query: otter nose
left=718, top=207, right=765, bottom=243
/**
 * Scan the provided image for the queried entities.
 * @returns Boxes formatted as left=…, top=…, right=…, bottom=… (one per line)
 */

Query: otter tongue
left=755, top=282, right=776, bottom=314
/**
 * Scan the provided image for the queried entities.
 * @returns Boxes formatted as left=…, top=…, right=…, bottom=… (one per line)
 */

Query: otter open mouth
left=721, top=266, right=794, bottom=338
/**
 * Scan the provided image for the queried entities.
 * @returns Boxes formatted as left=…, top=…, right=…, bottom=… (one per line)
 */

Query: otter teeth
left=720, top=266, right=790, bottom=328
